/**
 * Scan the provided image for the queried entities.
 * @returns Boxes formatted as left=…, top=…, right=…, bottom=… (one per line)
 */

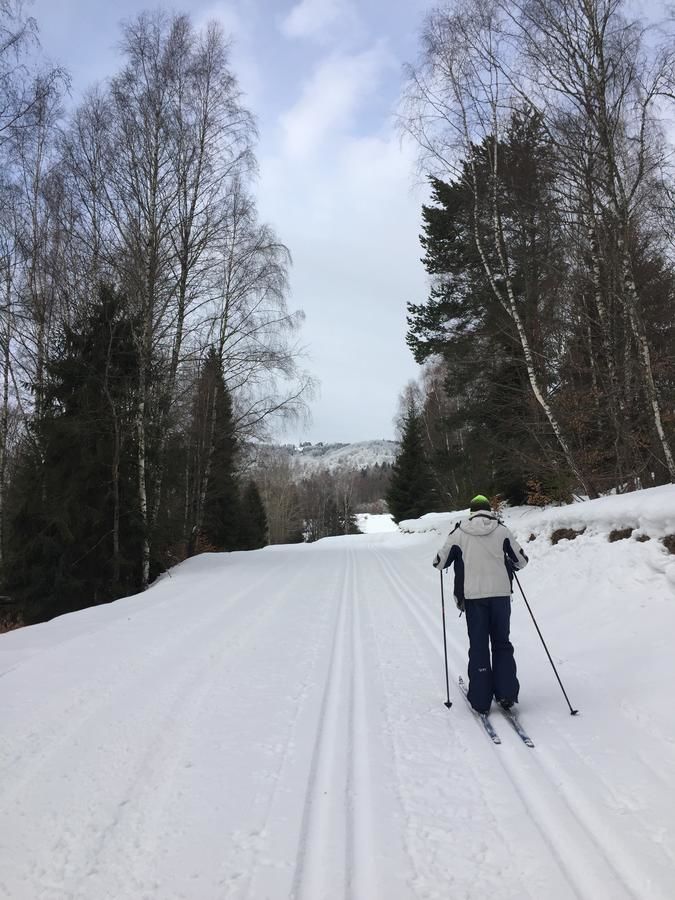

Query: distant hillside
left=289, top=440, right=399, bottom=472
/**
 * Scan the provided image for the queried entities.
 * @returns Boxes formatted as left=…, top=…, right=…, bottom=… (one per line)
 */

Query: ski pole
left=512, top=569, right=579, bottom=715
left=439, top=571, right=452, bottom=709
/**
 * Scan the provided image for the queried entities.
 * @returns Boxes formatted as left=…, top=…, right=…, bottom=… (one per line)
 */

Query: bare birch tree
left=60, top=89, right=116, bottom=294
left=0, top=179, right=19, bottom=569
left=103, top=12, right=181, bottom=586
left=11, top=74, right=66, bottom=427
left=209, top=177, right=313, bottom=442
left=0, top=1, right=66, bottom=149
left=0, top=6, right=313, bottom=606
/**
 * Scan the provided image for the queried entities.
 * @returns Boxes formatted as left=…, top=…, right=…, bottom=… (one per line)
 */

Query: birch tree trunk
left=618, top=239, right=675, bottom=479
left=469, top=138, right=595, bottom=496
left=0, top=270, right=11, bottom=572
left=404, top=5, right=596, bottom=496
left=507, top=0, right=675, bottom=481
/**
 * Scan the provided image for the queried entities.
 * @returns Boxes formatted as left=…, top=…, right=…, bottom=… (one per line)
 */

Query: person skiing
left=433, top=494, right=529, bottom=715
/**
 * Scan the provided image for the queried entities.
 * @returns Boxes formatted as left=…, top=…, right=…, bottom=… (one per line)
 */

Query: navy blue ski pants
left=464, top=595, right=519, bottom=713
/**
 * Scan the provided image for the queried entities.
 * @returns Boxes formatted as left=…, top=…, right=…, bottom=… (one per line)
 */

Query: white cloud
left=279, top=42, right=394, bottom=160
left=201, top=8, right=427, bottom=442
left=194, top=1, right=264, bottom=111
left=258, top=129, right=429, bottom=442
left=280, top=0, right=357, bottom=41
left=195, top=1, right=243, bottom=36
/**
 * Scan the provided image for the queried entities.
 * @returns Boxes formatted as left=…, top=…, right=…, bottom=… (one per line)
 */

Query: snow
left=289, top=439, right=399, bottom=473
left=399, top=509, right=469, bottom=534
left=355, top=512, right=398, bottom=533
left=1, top=487, right=675, bottom=898
left=402, top=484, right=675, bottom=539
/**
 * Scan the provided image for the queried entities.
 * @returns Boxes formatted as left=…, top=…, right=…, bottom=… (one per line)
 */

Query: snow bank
left=355, top=513, right=398, bottom=534
left=503, top=483, right=675, bottom=538
left=400, top=484, right=675, bottom=587
left=399, top=509, right=469, bottom=534
left=401, top=484, right=675, bottom=540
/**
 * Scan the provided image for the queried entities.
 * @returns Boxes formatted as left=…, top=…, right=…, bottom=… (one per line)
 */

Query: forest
left=2, top=0, right=674, bottom=623
left=388, top=0, right=675, bottom=521
left=0, top=5, right=311, bottom=626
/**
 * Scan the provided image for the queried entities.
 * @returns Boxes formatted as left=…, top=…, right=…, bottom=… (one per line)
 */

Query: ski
left=458, top=676, right=501, bottom=744
left=497, top=705, right=535, bottom=748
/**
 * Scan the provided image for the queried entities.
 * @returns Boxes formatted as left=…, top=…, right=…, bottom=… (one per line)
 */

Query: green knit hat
left=469, top=494, right=492, bottom=512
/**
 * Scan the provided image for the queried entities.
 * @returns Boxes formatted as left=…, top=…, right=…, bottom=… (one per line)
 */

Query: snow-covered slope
left=281, top=439, right=399, bottom=473
left=401, top=483, right=675, bottom=540
left=355, top=512, right=397, bottom=533
left=1, top=487, right=675, bottom=898
left=400, top=483, right=675, bottom=588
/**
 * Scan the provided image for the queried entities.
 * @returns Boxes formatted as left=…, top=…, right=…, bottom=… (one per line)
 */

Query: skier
left=433, top=494, right=529, bottom=715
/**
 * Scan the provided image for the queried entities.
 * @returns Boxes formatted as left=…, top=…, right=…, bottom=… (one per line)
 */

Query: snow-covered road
left=2, top=511, right=675, bottom=899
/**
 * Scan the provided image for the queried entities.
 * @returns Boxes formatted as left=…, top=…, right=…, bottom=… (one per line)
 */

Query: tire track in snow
left=380, top=549, right=658, bottom=900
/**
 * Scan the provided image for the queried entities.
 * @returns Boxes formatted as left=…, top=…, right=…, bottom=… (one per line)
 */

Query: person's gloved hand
left=455, top=595, right=465, bottom=613
left=432, top=553, right=441, bottom=569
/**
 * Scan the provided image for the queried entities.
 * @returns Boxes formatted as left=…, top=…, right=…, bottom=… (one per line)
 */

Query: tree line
left=253, top=446, right=392, bottom=543
left=0, top=5, right=310, bottom=627
left=400, top=0, right=675, bottom=508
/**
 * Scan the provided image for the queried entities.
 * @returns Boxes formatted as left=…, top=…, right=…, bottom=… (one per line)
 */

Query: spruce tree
left=386, top=409, right=437, bottom=523
left=406, top=110, right=572, bottom=502
left=4, top=285, right=141, bottom=623
left=197, top=349, right=240, bottom=552
left=238, top=480, right=268, bottom=549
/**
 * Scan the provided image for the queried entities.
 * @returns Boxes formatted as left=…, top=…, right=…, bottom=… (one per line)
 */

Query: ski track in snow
left=1, top=557, right=312, bottom=899
left=289, top=550, right=361, bottom=899
left=371, top=550, right=579, bottom=900
left=287, top=549, right=407, bottom=900
left=1, top=524, right=675, bottom=899
left=375, top=544, right=675, bottom=900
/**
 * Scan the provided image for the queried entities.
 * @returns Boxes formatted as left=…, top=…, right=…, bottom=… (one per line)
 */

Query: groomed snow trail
left=1, top=526, right=674, bottom=899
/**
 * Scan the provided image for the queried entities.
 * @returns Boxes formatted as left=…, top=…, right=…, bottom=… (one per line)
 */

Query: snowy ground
left=1, top=488, right=675, bottom=899
left=355, top=512, right=398, bottom=534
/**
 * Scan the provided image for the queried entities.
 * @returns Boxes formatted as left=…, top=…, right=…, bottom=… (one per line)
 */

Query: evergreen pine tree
left=406, top=110, right=572, bottom=502
left=339, top=503, right=361, bottom=536
left=198, top=349, right=240, bottom=551
left=4, top=285, right=141, bottom=623
left=238, top=480, right=268, bottom=549
left=386, top=408, right=437, bottom=523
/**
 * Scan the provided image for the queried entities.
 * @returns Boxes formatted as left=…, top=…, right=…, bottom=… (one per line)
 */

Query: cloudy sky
left=32, top=0, right=433, bottom=443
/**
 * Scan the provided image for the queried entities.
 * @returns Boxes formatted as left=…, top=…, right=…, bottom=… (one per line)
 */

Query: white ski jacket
left=433, top=513, right=528, bottom=602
